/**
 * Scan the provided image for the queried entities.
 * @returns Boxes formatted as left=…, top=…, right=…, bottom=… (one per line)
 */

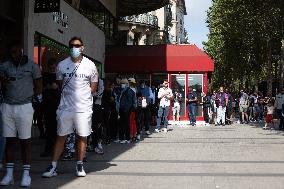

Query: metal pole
left=280, top=39, right=284, bottom=89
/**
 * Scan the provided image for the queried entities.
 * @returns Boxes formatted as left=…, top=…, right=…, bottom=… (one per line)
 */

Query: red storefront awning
left=105, top=44, right=214, bottom=73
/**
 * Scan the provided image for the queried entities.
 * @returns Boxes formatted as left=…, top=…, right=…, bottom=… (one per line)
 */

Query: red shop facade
left=105, top=44, right=214, bottom=121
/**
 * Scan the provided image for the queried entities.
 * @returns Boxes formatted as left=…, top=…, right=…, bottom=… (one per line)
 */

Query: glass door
left=187, top=74, right=203, bottom=119
left=171, top=74, right=186, bottom=119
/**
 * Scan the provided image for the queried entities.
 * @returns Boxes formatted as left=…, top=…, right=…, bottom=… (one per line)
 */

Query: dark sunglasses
left=69, top=44, right=82, bottom=48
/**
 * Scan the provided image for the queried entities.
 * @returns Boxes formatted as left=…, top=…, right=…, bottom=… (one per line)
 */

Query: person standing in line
left=0, top=45, right=6, bottom=169
left=101, top=81, right=116, bottom=145
left=0, top=44, right=42, bottom=187
left=42, top=37, right=98, bottom=178
left=137, top=80, right=153, bottom=135
left=202, top=92, right=211, bottom=126
left=40, top=58, right=60, bottom=157
left=239, top=90, right=249, bottom=124
left=155, top=80, right=173, bottom=133
left=172, top=90, right=182, bottom=124
left=186, top=87, right=198, bottom=126
left=274, top=88, right=284, bottom=130
left=150, top=84, right=158, bottom=126
left=128, top=78, right=137, bottom=141
left=210, top=91, right=217, bottom=125
left=216, top=86, right=228, bottom=126
left=118, top=78, right=136, bottom=144
left=225, top=89, right=233, bottom=124
left=263, top=98, right=274, bottom=130
left=91, top=77, right=104, bottom=154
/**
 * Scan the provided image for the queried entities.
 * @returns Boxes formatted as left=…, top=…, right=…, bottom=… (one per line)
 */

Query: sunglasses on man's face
left=69, top=44, right=82, bottom=48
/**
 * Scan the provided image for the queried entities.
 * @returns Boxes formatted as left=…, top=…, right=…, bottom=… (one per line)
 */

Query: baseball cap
left=120, top=78, right=129, bottom=84
left=128, top=78, right=136, bottom=83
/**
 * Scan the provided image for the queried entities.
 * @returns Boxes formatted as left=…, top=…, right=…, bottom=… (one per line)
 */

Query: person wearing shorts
left=0, top=44, right=42, bottom=187
left=42, top=37, right=98, bottom=178
left=239, top=90, right=249, bottom=124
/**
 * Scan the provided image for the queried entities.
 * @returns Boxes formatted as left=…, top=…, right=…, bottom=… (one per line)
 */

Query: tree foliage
left=204, top=0, right=284, bottom=94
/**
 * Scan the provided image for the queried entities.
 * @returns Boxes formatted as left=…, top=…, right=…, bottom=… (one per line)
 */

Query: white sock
left=6, top=163, right=14, bottom=177
left=23, top=165, right=30, bottom=176
left=77, top=161, right=83, bottom=165
left=52, top=161, right=57, bottom=168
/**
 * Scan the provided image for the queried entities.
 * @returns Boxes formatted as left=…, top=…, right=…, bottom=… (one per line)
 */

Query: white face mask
left=121, top=84, right=126, bottom=89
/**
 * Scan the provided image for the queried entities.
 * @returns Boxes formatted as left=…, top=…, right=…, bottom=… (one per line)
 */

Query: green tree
left=204, top=0, right=283, bottom=95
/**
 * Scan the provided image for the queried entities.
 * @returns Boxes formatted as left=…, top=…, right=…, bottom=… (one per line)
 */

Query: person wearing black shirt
left=202, top=92, right=211, bottom=126
left=40, top=58, right=60, bottom=157
left=186, top=87, right=198, bottom=126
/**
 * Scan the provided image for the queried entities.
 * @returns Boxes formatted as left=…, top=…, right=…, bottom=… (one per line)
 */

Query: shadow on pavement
left=0, top=125, right=159, bottom=189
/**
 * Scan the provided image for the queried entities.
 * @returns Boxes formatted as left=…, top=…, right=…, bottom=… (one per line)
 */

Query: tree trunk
left=267, top=39, right=273, bottom=97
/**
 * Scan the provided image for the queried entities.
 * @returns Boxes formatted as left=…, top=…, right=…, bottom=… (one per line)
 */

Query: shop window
left=34, top=33, right=69, bottom=72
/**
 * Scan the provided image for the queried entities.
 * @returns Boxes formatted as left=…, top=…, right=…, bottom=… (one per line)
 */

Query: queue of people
left=0, top=36, right=284, bottom=187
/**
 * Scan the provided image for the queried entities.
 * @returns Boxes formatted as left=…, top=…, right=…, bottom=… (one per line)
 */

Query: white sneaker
left=136, top=134, right=141, bottom=140
left=113, top=139, right=120, bottom=143
left=95, top=147, right=104, bottom=154
left=154, top=129, right=160, bottom=133
left=0, top=175, right=14, bottom=186
left=126, top=140, right=131, bottom=144
left=20, top=174, right=31, bottom=187
left=97, top=143, right=103, bottom=150
left=163, top=128, right=168, bottom=133
left=145, top=131, right=151, bottom=135
left=76, top=164, right=86, bottom=177
left=120, top=140, right=127, bottom=144
left=42, top=165, right=58, bottom=178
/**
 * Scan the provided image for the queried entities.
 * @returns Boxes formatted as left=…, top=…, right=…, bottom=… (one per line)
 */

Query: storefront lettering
left=53, top=11, right=68, bottom=29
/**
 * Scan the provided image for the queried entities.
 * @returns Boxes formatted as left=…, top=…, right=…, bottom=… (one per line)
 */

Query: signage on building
left=34, top=0, right=60, bottom=13
left=53, top=12, right=68, bottom=29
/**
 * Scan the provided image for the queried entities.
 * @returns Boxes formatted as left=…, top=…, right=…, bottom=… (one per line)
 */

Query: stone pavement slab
left=2, top=123, right=284, bottom=189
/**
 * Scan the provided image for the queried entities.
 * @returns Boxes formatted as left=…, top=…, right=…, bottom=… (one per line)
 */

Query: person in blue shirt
left=186, top=87, right=198, bottom=126
left=137, top=81, right=154, bottom=135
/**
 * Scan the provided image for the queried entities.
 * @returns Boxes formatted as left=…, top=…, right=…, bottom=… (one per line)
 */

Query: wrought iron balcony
left=119, top=14, right=158, bottom=28
left=117, top=0, right=169, bottom=16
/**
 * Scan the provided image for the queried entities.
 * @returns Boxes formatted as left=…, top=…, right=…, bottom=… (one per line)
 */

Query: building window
left=64, top=0, right=116, bottom=40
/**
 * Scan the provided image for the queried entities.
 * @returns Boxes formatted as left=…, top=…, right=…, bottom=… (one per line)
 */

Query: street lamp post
left=280, top=39, right=284, bottom=89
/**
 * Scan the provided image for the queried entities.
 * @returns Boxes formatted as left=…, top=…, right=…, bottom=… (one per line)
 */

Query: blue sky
left=184, top=0, right=212, bottom=49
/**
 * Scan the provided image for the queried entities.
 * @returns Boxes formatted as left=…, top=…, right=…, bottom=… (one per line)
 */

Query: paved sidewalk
left=2, top=123, right=284, bottom=189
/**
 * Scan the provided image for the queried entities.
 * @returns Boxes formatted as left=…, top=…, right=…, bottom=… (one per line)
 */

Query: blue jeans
left=188, top=104, right=196, bottom=124
left=156, top=106, right=170, bottom=130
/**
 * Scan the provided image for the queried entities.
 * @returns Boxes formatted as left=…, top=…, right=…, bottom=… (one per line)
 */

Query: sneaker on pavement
left=20, top=174, right=31, bottom=187
left=145, top=131, right=151, bottom=135
left=163, top=128, right=168, bottom=133
left=42, top=165, right=58, bottom=178
left=113, top=139, right=120, bottom=143
left=0, top=175, right=14, bottom=186
left=120, top=140, right=127, bottom=144
left=95, top=147, right=104, bottom=154
left=76, top=164, right=86, bottom=177
left=154, top=129, right=160, bottom=133
left=97, top=143, right=103, bottom=150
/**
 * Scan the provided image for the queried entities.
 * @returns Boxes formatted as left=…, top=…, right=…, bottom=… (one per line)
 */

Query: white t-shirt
left=158, top=87, right=173, bottom=107
left=57, top=56, right=98, bottom=112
